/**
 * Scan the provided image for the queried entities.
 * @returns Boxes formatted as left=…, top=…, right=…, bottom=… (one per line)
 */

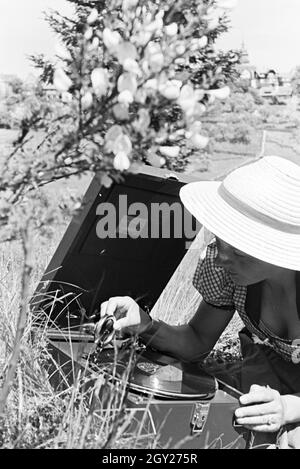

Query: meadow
left=1, top=97, right=300, bottom=448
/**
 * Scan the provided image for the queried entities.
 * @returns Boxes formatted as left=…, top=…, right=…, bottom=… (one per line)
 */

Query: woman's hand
left=95, top=296, right=152, bottom=337
left=234, top=384, right=286, bottom=432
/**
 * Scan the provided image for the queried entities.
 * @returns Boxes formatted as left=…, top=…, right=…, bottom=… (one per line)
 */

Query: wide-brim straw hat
left=180, top=156, right=300, bottom=271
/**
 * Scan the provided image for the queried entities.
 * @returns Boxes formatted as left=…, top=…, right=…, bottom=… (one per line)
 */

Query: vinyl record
left=94, top=347, right=217, bottom=400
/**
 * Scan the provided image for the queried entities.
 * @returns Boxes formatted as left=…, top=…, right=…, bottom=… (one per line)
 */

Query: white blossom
left=174, top=58, right=186, bottom=66
left=122, top=0, right=139, bottom=10
left=107, top=131, right=133, bottom=169
left=118, top=90, right=134, bottom=105
left=113, top=133, right=132, bottom=156
left=132, top=31, right=152, bottom=47
left=55, top=42, right=72, bottom=61
left=159, top=146, right=180, bottom=158
left=123, top=58, right=141, bottom=76
left=84, top=28, right=93, bottom=41
left=147, top=151, right=165, bottom=167
left=101, top=174, right=113, bottom=188
left=198, top=36, right=208, bottom=48
left=191, top=36, right=208, bottom=51
left=149, top=53, right=164, bottom=72
left=159, top=80, right=182, bottom=100
left=165, top=23, right=178, bottom=36
left=113, top=152, right=131, bottom=171
left=91, top=68, right=109, bottom=97
left=81, top=91, right=93, bottom=109
left=188, top=134, right=209, bottom=149
left=135, top=88, right=147, bottom=104
left=113, top=103, right=129, bottom=120
left=146, top=42, right=164, bottom=72
left=105, top=125, right=123, bottom=151
left=207, top=86, right=230, bottom=99
left=207, top=16, right=220, bottom=30
left=117, top=73, right=137, bottom=95
left=175, top=42, right=186, bottom=55
left=145, top=12, right=164, bottom=33
left=177, top=85, right=207, bottom=118
left=177, top=84, right=197, bottom=112
left=87, top=8, right=98, bottom=25
left=54, top=68, right=72, bottom=92
left=103, top=28, right=121, bottom=52
left=146, top=41, right=161, bottom=55
left=90, top=37, right=100, bottom=50
left=205, top=8, right=222, bottom=30
left=116, top=42, right=138, bottom=65
left=144, top=78, right=159, bottom=90
left=141, top=59, right=150, bottom=75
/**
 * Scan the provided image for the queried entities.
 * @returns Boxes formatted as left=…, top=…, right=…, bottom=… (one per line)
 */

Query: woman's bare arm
left=139, top=300, right=235, bottom=362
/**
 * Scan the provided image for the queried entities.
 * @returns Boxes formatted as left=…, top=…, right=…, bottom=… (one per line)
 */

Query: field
left=1, top=97, right=300, bottom=448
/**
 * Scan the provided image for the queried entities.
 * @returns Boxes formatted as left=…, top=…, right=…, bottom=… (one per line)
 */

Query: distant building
left=237, top=42, right=257, bottom=84
left=0, top=74, right=17, bottom=98
left=236, top=44, right=293, bottom=102
left=254, top=70, right=293, bottom=102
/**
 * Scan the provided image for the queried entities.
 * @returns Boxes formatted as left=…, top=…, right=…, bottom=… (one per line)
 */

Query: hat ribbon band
left=218, top=183, right=300, bottom=234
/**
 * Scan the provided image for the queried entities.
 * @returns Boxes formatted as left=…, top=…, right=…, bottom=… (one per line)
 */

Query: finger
left=250, top=384, right=265, bottom=392
left=106, top=297, right=126, bottom=317
left=235, top=414, right=276, bottom=427
left=100, top=301, right=109, bottom=318
left=235, top=402, right=275, bottom=419
left=240, top=388, right=274, bottom=406
left=114, top=317, right=130, bottom=331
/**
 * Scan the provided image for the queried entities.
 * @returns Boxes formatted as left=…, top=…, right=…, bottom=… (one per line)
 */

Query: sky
left=217, top=0, right=300, bottom=74
left=0, top=0, right=299, bottom=79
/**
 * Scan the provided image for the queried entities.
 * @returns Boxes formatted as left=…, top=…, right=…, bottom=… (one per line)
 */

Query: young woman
left=97, top=156, right=300, bottom=448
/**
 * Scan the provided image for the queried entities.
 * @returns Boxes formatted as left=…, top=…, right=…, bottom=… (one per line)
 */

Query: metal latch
left=165, top=172, right=179, bottom=181
left=127, top=392, right=149, bottom=405
left=190, top=403, right=210, bottom=434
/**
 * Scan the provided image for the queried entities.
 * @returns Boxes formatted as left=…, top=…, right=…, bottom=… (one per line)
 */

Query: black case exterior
left=33, top=166, right=200, bottom=328
left=125, top=397, right=245, bottom=449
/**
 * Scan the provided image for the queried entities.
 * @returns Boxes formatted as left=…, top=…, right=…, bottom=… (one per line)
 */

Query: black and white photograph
left=0, top=0, right=300, bottom=452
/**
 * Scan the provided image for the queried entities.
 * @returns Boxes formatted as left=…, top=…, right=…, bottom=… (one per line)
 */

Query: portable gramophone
left=32, top=165, right=270, bottom=449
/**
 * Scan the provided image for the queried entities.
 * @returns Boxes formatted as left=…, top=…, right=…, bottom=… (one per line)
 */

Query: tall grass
left=0, top=224, right=242, bottom=448
left=0, top=236, right=160, bottom=448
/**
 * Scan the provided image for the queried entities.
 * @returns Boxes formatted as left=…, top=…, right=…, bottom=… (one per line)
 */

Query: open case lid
left=33, top=166, right=201, bottom=329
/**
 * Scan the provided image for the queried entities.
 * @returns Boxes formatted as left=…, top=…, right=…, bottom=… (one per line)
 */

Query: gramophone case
left=33, top=165, right=248, bottom=449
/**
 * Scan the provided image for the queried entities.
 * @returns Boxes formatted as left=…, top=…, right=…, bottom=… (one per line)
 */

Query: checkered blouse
left=193, top=241, right=300, bottom=363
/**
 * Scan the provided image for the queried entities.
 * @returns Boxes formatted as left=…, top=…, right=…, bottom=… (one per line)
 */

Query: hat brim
left=180, top=181, right=300, bottom=271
